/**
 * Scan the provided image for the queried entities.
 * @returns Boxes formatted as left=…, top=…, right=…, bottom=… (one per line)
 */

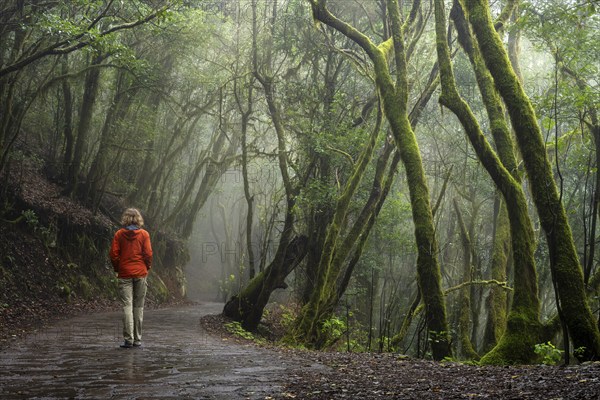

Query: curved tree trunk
left=451, top=0, right=515, bottom=353
left=462, top=0, right=600, bottom=361
left=435, top=0, right=542, bottom=364
left=223, top=221, right=307, bottom=330
left=292, top=103, right=383, bottom=348
left=307, top=0, right=452, bottom=360
left=223, top=0, right=304, bottom=330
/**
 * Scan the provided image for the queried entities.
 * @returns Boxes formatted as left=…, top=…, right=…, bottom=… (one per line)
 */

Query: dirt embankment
left=0, top=164, right=187, bottom=346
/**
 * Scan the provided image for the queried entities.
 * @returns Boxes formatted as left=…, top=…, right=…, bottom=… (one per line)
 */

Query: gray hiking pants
left=118, top=277, right=147, bottom=344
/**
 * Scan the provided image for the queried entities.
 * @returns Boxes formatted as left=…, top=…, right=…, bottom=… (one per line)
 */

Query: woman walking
left=110, top=208, right=152, bottom=348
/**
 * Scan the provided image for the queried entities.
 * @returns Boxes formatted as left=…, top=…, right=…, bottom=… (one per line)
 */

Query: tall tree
left=434, top=0, right=542, bottom=364
left=292, top=97, right=383, bottom=348
left=85, top=69, right=138, bottom=210
left=64, top=54, right=104, bottom=196
left=306, top=0, right=451, bottom=360
left=223, top=0, right=308, bottom=330
left=462, top=0, right=600, bottom=361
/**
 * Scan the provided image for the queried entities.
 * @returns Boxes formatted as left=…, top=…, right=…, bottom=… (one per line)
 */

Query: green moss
left=377, top=38, right=393, bottom=57
left=480, top=309, right=542, bottom=365
left=223, top=271, right=266, bottom=321
left=308, top=0, right=452, bottom=360
left=461, top=0, right=600, bottom=360
left=436, top=0, right=543, bottom=363
left=485, top=201, right=509, bottom=349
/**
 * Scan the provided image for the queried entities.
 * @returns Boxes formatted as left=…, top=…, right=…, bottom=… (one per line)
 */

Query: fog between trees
left=1, top=0, right=599, bottom=364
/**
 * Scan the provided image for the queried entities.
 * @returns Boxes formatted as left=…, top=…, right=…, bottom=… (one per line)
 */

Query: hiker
left=109, top=208, right=152, bottom=348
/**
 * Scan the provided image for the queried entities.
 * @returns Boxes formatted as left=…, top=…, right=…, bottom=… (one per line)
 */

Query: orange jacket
left=109, top=227, right=152, bottom=278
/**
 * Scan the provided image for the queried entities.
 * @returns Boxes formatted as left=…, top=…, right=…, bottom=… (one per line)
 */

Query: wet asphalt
left=0, top=303, right=318, bottom=399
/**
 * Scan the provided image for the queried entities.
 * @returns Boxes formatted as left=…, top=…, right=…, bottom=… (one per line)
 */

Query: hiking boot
left=120, top=341, right=133, bottom=348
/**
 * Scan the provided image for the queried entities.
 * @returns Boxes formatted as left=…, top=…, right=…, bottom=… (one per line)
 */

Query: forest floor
left=202, top=314, right=600, bottom=400
left=1, top=302, right=600, bottom=399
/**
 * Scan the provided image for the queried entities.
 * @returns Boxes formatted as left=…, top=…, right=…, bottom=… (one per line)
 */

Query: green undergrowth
left=217, top=300, right=582, bottom=369
left=224, top=321, right=266, bottom=345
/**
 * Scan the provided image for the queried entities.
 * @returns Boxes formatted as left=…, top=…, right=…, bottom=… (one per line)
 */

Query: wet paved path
left=0, top=303, right=320, bottom=399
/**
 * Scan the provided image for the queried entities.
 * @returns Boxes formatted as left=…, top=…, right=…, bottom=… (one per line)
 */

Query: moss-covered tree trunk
left=306, top=0, right=452, bottom=360
left=387, top=0, right=452, bottom=361
left=435, top=0, right=542, bottom=364
left=482, top=196, right=509, bottom=351
left=391, top=163, right=451, bottom=351
left=462, top=0, right=600, bottom=361
left=222, top=207, right=308, bottom=330
left=450, top=1, right=514, bottom=353
left=315, top=144, right=402, bottom=347
left=302, top=49, right=342, bottom=305
left=452, top=0, right=531, bottom=354
left=292, top=101, right=383, bottom=347
left=453, top=199, right=480, bottom=360
left=336, top=145, right=399, bottom=302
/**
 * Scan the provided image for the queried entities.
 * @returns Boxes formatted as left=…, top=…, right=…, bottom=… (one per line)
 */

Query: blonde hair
left=120, top=208, right=144, bottom=227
